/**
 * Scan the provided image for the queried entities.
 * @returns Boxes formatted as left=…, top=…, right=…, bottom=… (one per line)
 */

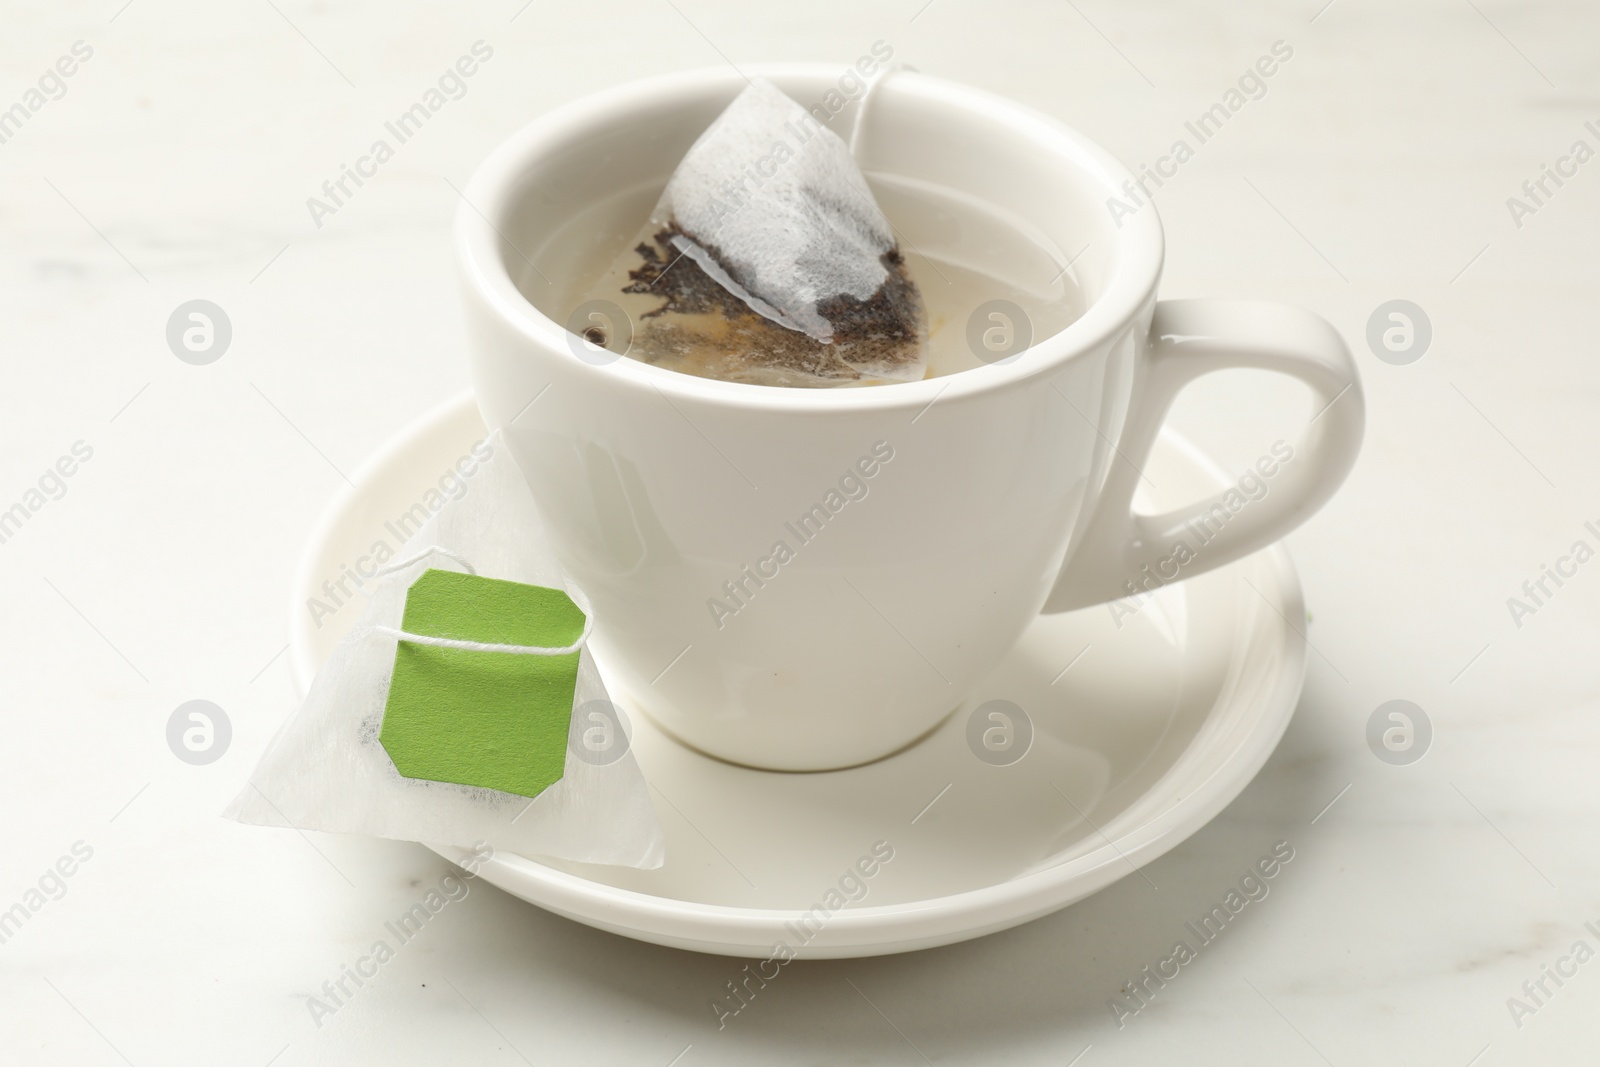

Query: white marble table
left=3, top=0, right=1598, bottom=1063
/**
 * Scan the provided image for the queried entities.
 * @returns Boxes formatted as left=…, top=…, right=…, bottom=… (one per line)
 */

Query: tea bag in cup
left=585, top=77, right=928, bottom=387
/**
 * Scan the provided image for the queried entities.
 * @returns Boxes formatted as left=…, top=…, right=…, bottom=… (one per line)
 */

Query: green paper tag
left=379, top=568, right=586, bottom=799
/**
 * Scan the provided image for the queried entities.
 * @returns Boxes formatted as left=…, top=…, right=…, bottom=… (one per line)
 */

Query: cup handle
left=1044, top=298, right=1365, bottom=613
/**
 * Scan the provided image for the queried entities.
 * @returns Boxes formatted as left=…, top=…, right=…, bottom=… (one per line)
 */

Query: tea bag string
left=362, top=545, right=595, bottom=656
left=373, top=624, right=592, bottom=657
left=372, top=545, right=478, bottom=577
left=848, top=63, right=916, bottom=159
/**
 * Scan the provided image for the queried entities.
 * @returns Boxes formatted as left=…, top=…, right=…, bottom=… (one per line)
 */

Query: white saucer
left=289, top=393, right=1307, bottom=958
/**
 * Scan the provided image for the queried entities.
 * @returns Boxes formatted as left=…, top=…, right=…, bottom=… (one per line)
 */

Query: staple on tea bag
left=594, top=76, right=927, bottom=387
left=224, top=433, right=664, bottom=869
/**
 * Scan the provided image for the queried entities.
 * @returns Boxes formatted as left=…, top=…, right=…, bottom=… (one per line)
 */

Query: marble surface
left=3, top=0, right=1599, bottom=1064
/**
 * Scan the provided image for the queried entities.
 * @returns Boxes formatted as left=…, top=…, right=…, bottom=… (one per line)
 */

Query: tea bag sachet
left=224, top=432, right=664, bottom=869
left=592, top=77, right=928, bottom=387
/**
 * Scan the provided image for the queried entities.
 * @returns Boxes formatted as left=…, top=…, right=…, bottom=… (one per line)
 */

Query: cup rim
left=456, top=63, right=1164, bottom=412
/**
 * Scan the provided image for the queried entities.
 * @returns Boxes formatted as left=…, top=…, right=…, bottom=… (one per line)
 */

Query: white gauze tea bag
left=225, top=432, right=664, bottom=869
left=592, top=77, right=927, bottom=387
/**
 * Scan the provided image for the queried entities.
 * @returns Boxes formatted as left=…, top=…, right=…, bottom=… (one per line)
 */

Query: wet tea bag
left=224, top=432, right=664, bottom=869
left=592, top=77, right=927, bottom=387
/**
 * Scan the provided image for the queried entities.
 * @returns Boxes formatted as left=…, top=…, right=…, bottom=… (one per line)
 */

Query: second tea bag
left=589, top=78, right=928, bottom=387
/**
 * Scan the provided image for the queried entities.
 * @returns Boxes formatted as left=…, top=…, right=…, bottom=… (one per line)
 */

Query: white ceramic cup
left=456, top=64, right=1364, bottom=771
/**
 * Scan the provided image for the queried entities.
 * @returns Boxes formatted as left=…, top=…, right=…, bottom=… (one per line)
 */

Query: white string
left=367, top=545, right=477, bottom=580
left=370, top=624, right=590, bottom=657
left=360, top=546, right=595, bottom=656
left=848, top=63, right=915, bottom=159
